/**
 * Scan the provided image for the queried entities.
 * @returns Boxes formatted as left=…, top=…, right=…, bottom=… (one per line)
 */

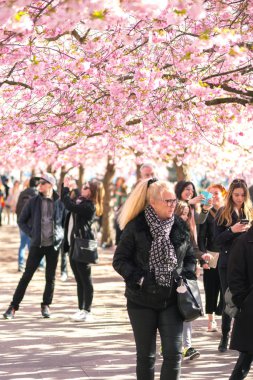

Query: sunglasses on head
left=231, top=179, right=247, bottom=187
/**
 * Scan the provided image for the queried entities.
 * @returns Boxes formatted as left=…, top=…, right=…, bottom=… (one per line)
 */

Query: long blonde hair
left=118, top=179, right=175, bottom=230
left=217, top=179, right=253, bottom=226
left=89, top=180, right=105, bottom=217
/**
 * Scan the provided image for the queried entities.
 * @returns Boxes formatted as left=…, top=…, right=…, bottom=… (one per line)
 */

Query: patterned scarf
left=145, top=205, right=178, bottom=287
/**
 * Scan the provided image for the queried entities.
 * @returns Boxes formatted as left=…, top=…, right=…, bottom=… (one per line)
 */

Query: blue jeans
left=18, top=229, right=44, bottom=269
left=18, top=229, right=31, bottom=268
left=127, top=301, right=183, bottom=380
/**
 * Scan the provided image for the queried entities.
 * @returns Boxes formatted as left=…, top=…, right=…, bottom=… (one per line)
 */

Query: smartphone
left=200, top=190, right=213, bottom=205
left=240, top=219, right=249, bottom=224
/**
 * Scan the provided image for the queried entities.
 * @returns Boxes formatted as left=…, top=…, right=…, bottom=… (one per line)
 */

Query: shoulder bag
left=176, top=277, right=204, bottom=322
left=72, top=219, right=99, bottom=264
left=73, top=237, right=98, bottom=264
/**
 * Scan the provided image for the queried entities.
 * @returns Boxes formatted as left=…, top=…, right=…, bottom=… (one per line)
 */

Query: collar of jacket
left=134, top=211, right=190, bottom=245
left=39, top=190, right=59, bottom=201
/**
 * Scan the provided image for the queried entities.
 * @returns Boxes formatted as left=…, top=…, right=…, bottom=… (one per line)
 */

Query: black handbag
left=177, top=278, right=204, bottom=322
left=72, top=237, right=98, bottom=264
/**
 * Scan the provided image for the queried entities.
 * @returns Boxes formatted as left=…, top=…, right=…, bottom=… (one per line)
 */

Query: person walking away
left=5, top=180, right=20, bottom=225
left=3, top=173, right=65, bottom=319
left=227, top=224, right=253, bottom=380
left=113, top=179, right=196, bottom=380
left=198, top=184, right=226, bottom=332
left=214, top=178, right=252, bottom=352
left=62, top=177, right=105, bottom=321
left=15, top=177, right=39, bottom=272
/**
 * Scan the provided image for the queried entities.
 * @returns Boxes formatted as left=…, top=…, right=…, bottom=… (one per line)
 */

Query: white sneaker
left=207, top=321, right=218, bottom=332
left=60, top=273, right=68, bottom=282
left=84, top=311, right=94, bottom=322
left=71, top=310, right=86, bottom=321
left=71, top=310, right=94, bottom=322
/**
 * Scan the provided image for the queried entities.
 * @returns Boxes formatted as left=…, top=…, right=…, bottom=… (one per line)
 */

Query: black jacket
left=113, top=213, right=196, bottom=310
left=61, top=187, right=96, bottom=251
left=214, top=208, right=246, bottom=268
left=18, top=191, right=65, bottom=250
left=228, top=226, right=253, bottom=354
left=16, top=187, right=38, bottom=220
left=198, top=208, right=219, bottom=253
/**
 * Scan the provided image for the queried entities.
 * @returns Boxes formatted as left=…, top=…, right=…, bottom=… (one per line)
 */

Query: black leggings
left=69, top=252, right=93, bottom=311
left=127, top=301, right=183, bottom=380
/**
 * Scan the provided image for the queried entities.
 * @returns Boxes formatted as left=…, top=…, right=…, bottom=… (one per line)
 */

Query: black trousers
left=218, top=266, right=232, bottom=336
left=11, top=246, right=59, bottom=310
left=229, top=352, right=253, bottom=380
left=69, top=251, right=93, bottom=312
left=203, top=267, right=223, bottom=315
left=127, top=301, right=183, bottom=380
left=60, top=246, right=68, bottom=275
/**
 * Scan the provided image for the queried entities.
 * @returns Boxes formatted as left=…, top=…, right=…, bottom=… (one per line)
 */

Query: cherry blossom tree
left=0, top=0, right=252, bottom=181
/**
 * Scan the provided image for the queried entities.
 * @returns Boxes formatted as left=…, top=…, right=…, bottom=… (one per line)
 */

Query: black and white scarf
left=145, top=205, right=177, bottom=287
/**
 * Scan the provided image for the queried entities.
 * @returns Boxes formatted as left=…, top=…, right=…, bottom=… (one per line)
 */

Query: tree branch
left=205, top=97, right=248, bottom=106
left=0, top=80, right=33, bottom=89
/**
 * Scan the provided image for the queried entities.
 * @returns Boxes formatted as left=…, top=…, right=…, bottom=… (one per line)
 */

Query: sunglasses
left=39, top=180, right=48, bottom=185
left=231, top=179, right=247, bottom=187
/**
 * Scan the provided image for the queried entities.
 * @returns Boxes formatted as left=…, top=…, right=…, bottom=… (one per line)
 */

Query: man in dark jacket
left=3, top=173, right=65, bottom=319
left=16, top=177, right=39, bottom=272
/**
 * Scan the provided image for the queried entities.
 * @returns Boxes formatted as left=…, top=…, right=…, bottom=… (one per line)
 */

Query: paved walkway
left=0, top=225, right=252, bottom=380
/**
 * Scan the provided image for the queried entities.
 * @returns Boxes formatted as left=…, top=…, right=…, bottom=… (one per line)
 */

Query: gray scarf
left=145, top=205, right=177, bottom=287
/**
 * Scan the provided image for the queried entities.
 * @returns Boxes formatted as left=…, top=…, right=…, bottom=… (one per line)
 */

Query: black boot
left=229, top=352, right=253, bottom=380
left=218, top=334, right=229, bottom=352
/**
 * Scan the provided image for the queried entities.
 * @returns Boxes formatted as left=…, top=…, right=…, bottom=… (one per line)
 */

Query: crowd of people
left=1, top=165, right=253, bottom=379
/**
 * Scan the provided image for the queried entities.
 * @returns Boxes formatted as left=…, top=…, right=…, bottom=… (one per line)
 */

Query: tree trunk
left=77, top=164, right=85, bottom=189
left=136, top=163, right=141, bottom=181
left=173, top=157, right=189, bottom=181
left=101, top=157, right=115, bottom=246
left=58, top=166, right=68, bottom=194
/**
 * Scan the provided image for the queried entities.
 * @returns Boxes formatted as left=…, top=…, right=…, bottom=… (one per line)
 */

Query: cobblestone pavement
left=0, top=225, right=252, bottom=380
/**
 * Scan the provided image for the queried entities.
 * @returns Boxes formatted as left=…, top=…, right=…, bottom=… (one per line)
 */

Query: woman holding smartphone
left=214, top=179, right=253, bottom=352
left=62, top=177, right=105, bottom=321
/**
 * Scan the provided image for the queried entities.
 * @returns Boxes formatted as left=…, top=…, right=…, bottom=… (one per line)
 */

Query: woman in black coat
left=228, top=226, right=253, bottom=379
left=62, top=177, right=104, bottom=322
left=113, top=179, right=196, bottom=380
left=214, top=179, right=252, bottom=352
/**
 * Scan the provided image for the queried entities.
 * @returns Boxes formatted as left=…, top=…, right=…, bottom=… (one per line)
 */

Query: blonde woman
left=113, top=179, right=196, bottom=380
left=214, top=179, right=253, bottom=353
left=62, top=177, right=105, bottom=322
